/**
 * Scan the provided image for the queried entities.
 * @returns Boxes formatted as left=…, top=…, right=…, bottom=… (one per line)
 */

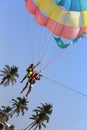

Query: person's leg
left=20, top=75, right=27, bottom=83
left=26, top=85, right=32, bottom=97
left=20, top=81, right=29, bottom=93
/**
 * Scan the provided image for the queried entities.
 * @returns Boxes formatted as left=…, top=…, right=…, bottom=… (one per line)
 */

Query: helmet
left=30, top=64, right=34, bottom=66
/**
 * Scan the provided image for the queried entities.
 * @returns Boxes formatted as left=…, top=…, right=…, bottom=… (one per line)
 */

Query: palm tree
left=24, top=103, right=53, bottom=130
left=11, top=97, right=29, bottom=117
left=0, top=106, right=12, bottom=121
left=0, top=65, right=19, bottom=86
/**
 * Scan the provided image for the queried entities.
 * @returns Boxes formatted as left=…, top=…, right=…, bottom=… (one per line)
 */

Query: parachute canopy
left=25, top=0, right=87, bottom=40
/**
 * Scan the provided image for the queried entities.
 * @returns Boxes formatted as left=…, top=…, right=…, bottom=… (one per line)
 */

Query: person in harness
left=20, top=71, right=41, bottom=97
left=20, top=61, right=41, bottom=83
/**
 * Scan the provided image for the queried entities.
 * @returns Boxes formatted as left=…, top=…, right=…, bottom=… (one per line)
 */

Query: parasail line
left=42, top=75, right=87, bottom=98
left=37, top=32, right=53, bottom=62
left=42, top=44, right=71, bottom=71
left=36, top=22, right=58, bottom=63
left=26, top=13, right=35, bottom=64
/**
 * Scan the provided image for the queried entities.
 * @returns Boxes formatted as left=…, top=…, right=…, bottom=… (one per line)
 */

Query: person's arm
left=34, top=61, right=41, bottom=68
left=26, top=66, right=30, bottom=71
left=36, top=76, right=40, bottom=80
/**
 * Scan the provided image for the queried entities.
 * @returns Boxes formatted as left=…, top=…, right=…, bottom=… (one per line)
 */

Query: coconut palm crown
left=24, top=103, right=53, bottom=130
left=0, top=106, right=12, bottom=121
left=11, top=97, right=29, bottom=117
left=0, top=65, right=19, bottom=86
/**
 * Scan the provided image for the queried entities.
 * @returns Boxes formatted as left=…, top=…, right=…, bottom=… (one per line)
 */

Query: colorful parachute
left=25, top=0, right=87, bottom=48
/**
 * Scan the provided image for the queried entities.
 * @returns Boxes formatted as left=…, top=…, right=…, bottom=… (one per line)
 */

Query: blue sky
left=0, top=0, right=87, bottom=130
